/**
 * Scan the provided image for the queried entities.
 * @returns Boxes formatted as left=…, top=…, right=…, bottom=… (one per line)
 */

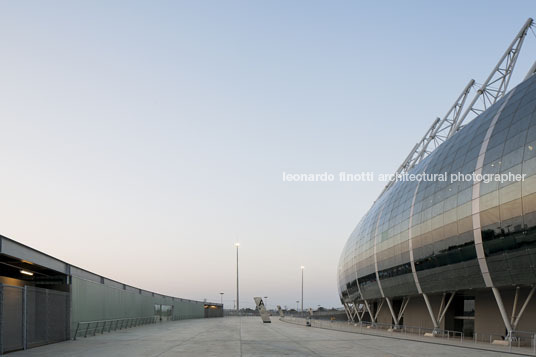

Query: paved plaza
left=11, top=317, right=516, bottom=356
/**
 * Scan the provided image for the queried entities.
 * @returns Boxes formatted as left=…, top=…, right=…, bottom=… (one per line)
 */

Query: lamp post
left=301, top=266, right=304, bottom=315
left=220, top=292, right=224, bottom=305
left=235, top=243, right=240, bottom=313
left=296, top=300, right=299, bottom=313
left=264, top=296, right=268, bottom=311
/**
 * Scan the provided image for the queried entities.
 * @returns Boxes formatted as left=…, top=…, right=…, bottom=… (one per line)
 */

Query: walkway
left=10, top=316, right=514, bottom=356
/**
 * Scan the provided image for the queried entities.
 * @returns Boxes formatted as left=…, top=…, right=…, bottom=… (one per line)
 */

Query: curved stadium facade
left=338, top=25, right=536, bottom=340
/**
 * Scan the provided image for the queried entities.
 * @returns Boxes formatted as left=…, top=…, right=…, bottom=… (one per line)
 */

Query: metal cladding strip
left=407, top=165, right=441, bottom=329
left=408, top=174, right=426, bottom=294
left=352, top=235, right=365, bottom=301
left=373, top=205, right=386, bottom=297
left=472, top=88, right=517, bottom=288
left=355, top=270, right=364, bottom=301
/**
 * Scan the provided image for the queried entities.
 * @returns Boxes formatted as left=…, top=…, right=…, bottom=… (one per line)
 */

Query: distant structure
left=0, top=235, right=222, bottom=354
left=338, top=18, right=536, bottom=341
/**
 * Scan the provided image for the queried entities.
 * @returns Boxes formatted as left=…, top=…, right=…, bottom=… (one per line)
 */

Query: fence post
left=23, top=285, right=27, bottom=350
left=73, top=322, right=80, bottom=340
left=0, top=284, right=3, bottom=355
left=46, top=289, right=49, bottom=344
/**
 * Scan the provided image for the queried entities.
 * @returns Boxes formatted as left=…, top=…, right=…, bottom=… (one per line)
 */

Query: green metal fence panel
left=70, top=277, right=204, bottom=338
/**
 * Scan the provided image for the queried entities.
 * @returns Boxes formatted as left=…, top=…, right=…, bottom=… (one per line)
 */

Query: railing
left=284, top=317, right=463, bottom=342
left=282, top=316, right=536, bottom=355
left=472, top=330, right=536, bottom=349
left=223, top=310, right=259, bottom=317
left=73, top=316, right=157, bottom=340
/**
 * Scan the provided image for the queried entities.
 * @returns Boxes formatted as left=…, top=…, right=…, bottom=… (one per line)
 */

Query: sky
left=1, top=0, right=535, bottom=309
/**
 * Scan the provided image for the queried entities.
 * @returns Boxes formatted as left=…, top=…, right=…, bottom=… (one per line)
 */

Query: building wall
left=475, top=288, right=536, bottom=337
left=376, top=303, right=392, bottom=325
left=70, top=276, right=204, bottom=338
left=402, top=295, right=445, bottom=331
left=0, top=276, right=25, bottom=287
left=204, top=305, right=224, bottom=318
left=0, top=235, right=214, bottom=351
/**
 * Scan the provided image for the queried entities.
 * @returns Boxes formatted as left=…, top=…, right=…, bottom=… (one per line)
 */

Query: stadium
left=338, top=18, right=536, bottom=343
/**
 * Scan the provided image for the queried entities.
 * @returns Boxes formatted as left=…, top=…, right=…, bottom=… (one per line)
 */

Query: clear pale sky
left=1, top=1, right=535, bottom=309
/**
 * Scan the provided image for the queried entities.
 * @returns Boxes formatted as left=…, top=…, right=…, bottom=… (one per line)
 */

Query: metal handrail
left=282, top=316, right=536, bottom=354
left=73, top=316, right=157, bottom=340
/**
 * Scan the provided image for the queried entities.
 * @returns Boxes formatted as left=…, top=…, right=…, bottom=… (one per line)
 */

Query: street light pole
left=301, top=266, right=304, bottom=315
left=264, top=296, right=268, bottom=311
left=220, top=292, right=224, bottom=305
left=235, top=243, right=240, bottom=313
left=296, top=300, right=299, bottom=313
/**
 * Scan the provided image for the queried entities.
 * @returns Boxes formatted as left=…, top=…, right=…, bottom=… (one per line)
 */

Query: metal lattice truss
left=452, top=18, right=535, bottom=133
left=383, top=18, right=534, bottom=193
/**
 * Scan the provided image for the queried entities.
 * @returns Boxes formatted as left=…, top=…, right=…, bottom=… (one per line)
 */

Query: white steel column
left=372, top=205, right=398, bottom=326
left=407, top=167, right=440, bottom=330
left=397, top=297, right=410, bottom=325
left=373, top=206, right=386, bottom=298
left=422, top=293, right=439, bottom=330
left=471, top=88, right=517, bottom=337
left=437, top=292, right=455, bottom=326
left=512, top=286, right=536, bottom=330
left=524, top=61, right=536, bottom=80
left=492, top=288, right=513, bottom=335
left=343, top=303, right=352, bottom=322
left=363, top=299, right=375, bottom=324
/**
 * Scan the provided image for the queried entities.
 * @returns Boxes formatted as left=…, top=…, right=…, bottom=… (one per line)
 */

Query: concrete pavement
left=10, top=316, right=514, bottom=356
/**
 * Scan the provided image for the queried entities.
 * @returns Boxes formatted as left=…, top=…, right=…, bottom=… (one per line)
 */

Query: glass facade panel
left=338, top=73, right=536, bottom=302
